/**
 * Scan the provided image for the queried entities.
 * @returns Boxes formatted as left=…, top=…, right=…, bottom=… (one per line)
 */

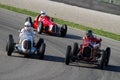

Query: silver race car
left=6, top=34, right=46, bottom=59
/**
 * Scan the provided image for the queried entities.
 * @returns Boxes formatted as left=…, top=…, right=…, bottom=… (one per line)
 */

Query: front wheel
left=37, top=22, right=43, bottom=34
left=39, top=43, right=46, bottom=60
left=6, top=34, right=14, bottom=56
left=99, top=51, right=107, bottom=69
left=65, top=45, right=71, bottom=65
left=105, top=47, right=111, bottom=66
left=35, top=38, right=44, bottom=49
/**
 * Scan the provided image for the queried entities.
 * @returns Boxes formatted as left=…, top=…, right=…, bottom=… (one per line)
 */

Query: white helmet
left=40, top=11, right=46, bottom=16
left=24, top=21, right=31, bottom=27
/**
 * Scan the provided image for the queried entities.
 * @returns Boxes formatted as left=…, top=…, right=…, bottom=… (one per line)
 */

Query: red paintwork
left=80, top=36, right=102, bottom=60
left=33, top=15, right=55, bottom=32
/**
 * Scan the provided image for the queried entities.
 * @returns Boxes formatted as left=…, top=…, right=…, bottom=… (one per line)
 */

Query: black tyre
left=60, top=24, right=67, bottom=37
left=6, top=34, right=14, bottom=56
left=52, top=25, right=59, bottom=33
left=39, top=43, right=46, bottom=59
left=105, top=47, right=111, bottom=66
left=25, top=17, right=33, bottom=25
left=73, top=42, right=79, bottom=56
left=35, top=38, right=44, bottom=49
left=99, top=51, right=107, bottom=69
left=65, top=45, right=71, bottom=65
left=24, top=54, right=30, bottom=58
left=37, top=22, right=43, bottom=34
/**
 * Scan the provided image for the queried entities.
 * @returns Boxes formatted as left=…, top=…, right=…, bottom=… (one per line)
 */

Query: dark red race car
left=33, top=16, right=67, bottom=37
left=65, top=38, right=111, bottom=69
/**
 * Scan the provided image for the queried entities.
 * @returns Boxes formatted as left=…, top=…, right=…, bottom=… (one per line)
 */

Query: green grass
left=0, top=3, right=120, bottom=41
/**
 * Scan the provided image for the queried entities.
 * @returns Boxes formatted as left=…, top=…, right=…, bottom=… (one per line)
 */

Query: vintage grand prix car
left=65, top=42, right=111, bottom=69
left=6, top=34, right=46, bottom=59
left=33, top=16, right=67, bottom=37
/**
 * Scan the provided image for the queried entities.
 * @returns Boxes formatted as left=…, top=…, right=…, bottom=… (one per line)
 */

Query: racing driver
left=19, top=21, right=35, bottom=44
left=34, top=10, right=52, bottom=22
left=80, top=30, right=102, bottom=61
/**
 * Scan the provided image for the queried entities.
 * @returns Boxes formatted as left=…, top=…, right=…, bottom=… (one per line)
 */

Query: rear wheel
left=39, top=43, right=46, bottom=59
left=105, top=47, right=111, bottom=66
left=25, top=16, right=33, bottom=27
left=60, top=24, right=67, bottom=37
left=6, top=34, right=14, bottom=56
left=65, top=45, right=71, bottom=65
left=52, top=25, right=59, bottom=33
left=37, top=22, right=43, bottom=34
left=73, top=42, right=78, bottom=56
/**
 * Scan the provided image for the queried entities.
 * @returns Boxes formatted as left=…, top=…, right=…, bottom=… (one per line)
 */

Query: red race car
left=65, top=37, right=111, bottom=69
left=33, top=15, right=67, bottom=37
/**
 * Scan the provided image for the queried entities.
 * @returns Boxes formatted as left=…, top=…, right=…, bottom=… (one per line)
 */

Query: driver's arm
left=19, top=28, right=24, bottom=37
left=34, top=14, right=41, bottom=22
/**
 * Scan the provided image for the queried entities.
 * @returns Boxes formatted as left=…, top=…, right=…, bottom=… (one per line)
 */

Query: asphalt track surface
left=0, top=8, right=120, bottom=80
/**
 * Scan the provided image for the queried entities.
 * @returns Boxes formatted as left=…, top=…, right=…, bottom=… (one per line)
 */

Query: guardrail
left=99, top=0, right=120, bottom=5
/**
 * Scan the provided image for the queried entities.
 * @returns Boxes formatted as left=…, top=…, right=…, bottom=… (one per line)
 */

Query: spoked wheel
left=105, top=47, right=111, bottom=66
left=65, top=45, right=71, bottom=65
left=38, top=43, right=46, bottom=60
left=37, top=22, right=43, bottom=34
left=60, top=24, right=67, bottom=37
left=99, top=50, right=107, bottom=69
left=6, top=34, right=14, bottom=56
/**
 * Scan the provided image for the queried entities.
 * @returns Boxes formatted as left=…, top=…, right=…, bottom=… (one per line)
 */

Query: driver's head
left=24, top=21, right=31, bottom=27
left=86, top=30, right=93, bottom=38
left=40, top=11, right=46, bottom=17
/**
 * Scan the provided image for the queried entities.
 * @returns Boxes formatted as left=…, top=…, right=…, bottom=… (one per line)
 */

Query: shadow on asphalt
left=39, top=33, right=82, bottom=40
left=44, top=55, right=65, bottom=63
left=105, top=65, right=120, bottom=73
left=11, top=55, right=120, bottom=72
left=12, top=54, right=65, bottom=63
left=65, top=34, right=82, bottom=40
left=69, top=63, right=120, bottom=73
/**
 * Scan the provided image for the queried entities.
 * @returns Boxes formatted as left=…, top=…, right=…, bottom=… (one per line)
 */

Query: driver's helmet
left=40, top=11, right=46, bottom=17
left=24, top=21, right=31, bottom=27
left=86, top=30, right=93, bottom=38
